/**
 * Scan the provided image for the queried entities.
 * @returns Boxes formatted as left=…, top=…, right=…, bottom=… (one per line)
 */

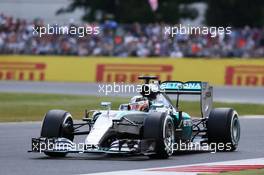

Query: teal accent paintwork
left=115, top=111, right=129, bottom=119
left=174, top=112, right=192, bottom=140
left=174, top=112, right=191, bottom=120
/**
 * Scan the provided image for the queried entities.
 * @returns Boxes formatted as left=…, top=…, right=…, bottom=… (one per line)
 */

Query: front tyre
left=144, top=113, right=175, bottom=159
left=207, top=108, right=240, bottom=151
left=41, top=110, right=74, bottom=157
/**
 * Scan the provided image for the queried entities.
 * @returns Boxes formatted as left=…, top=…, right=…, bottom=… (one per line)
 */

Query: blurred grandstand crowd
left=1, top=14, right=264, bottom=58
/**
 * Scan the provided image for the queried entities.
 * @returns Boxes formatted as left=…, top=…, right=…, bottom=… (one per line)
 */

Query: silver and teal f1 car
left=29, top=76, right=240, bottom=159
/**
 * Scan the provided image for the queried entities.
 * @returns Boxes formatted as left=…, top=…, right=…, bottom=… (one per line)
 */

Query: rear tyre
left=144, top=113, right=175, bottom=159
left=41, top=110, right=74, bottom=157
left=207, top=108, right=240, bottom=151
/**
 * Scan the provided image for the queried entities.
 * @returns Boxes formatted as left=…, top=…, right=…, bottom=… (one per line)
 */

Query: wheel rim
left=163, top=118, right=174, bottom=155
left=62, top=114, right=74, bottom=141
left=231, top=116, right=240, bottom=144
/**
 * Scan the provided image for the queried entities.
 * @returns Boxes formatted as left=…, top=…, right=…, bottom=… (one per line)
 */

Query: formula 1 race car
left=29, top=76, right=240, bottom=159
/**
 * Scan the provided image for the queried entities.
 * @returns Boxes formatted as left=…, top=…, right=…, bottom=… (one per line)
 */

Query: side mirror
left=101, top=102, right=111, bottom=115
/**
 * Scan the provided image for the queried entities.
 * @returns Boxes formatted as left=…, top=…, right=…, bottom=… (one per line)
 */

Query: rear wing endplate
left=160, top=81, right=213, bottom=118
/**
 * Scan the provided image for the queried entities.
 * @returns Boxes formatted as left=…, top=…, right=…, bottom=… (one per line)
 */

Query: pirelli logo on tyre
left=225, top=65, right=264, bottom=86
left=0, top=62, right=46, bottom=81
left=96, top=64, right=173, bottom=83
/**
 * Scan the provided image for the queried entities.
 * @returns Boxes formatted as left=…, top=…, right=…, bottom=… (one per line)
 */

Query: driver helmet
left=129, top=95, right=149, bottom=111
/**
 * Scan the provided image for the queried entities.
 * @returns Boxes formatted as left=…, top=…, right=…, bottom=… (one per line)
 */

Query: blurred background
left=0, top=0, right=264, bottom=87
left=0, top=0, right=264, bottom=57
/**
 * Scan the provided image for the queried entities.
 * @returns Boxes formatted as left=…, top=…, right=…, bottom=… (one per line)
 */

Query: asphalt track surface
left=0, top=81, right=264, bottom=104
left=0, top=81, right=264, bottom=175
left=1, top=117, right=264, bottom=175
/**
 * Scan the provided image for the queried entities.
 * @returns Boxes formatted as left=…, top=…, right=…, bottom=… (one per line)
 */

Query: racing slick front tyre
left=41, top=110, right=74, bottom=157
left=207, top=108, right=240, bottom=151
left=144, top=113, right=175, bottom=159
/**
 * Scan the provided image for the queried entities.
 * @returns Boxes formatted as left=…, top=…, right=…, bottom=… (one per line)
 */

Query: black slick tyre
left=144, top=113, right=175, bottom=159
left=41, top=110, right=74, bottom=157
left=207, top=108, right=240, bottom=151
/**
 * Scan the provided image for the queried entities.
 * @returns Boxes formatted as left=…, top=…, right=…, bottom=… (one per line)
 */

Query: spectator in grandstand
left=0, top=14, right=264, bottom=58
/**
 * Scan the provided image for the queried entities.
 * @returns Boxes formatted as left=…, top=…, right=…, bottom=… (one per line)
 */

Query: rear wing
left=160, top=81, right=213, bottom=118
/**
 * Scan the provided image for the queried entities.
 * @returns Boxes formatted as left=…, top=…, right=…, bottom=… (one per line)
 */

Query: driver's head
left=129, top=95, right=149, bottom=111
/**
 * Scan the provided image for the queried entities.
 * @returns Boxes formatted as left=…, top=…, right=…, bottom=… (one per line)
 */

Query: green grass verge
left=0, top=92, right=263, bottom=122
left=199, top=168, right=264, bottom=175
